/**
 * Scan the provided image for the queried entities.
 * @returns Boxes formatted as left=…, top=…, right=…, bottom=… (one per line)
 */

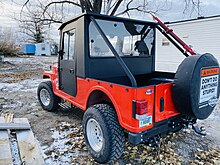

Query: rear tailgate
left=154, top=83, right=180, bottom=122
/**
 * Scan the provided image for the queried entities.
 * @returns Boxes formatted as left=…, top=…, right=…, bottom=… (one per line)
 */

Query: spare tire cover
left=172, top=53, right=220, bottom=119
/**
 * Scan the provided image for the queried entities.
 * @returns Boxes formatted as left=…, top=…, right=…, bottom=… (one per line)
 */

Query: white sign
left=199, top=74, right=219, bottom=103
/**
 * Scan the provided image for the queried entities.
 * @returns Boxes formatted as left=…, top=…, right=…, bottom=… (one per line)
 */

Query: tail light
left=133, top=100, right=148, bottom=120
left=136, top=100, right=147, bottom=115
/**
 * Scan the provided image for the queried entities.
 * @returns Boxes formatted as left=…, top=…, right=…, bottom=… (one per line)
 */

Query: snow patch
left=0, top=79, right=44, bottom=93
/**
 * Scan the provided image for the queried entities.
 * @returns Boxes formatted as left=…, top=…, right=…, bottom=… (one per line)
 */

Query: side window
left=63, top=29, right=76, bottom=60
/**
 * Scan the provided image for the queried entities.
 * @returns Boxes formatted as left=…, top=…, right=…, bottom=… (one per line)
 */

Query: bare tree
left=183, top=0, right=203, bottom=17
left=17, top=0, right=203, bottom=42
left=17, top=0, right=61, bottom=43
left=17, top=11, right=45, bottom=43
left=20, top=0, right=168, bottom=25
left=20, top=0, right=203, bottom=24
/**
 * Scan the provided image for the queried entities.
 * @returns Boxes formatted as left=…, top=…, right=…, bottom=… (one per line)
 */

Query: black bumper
left=128, top=115, right=184, bottom=145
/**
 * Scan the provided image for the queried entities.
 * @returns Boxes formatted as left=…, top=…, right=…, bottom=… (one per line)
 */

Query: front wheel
left=83, top=104, right=125, bottom=163
left=37, top=81, right=61, bottom=111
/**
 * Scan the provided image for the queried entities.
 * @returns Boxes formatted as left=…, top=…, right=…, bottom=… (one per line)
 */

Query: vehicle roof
left=59, top=12, right=157, bottom=30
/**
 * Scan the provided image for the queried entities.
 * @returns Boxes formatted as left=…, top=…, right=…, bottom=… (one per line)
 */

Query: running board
left=58, top=102, right=72, bottom=109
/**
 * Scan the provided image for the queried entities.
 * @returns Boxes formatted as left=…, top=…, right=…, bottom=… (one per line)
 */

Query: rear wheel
left=83, top=104, right=125, bottom=163
left=37, top=81, right=61, bottom=111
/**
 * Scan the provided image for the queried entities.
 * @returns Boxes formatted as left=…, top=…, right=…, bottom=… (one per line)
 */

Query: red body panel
left=44, top=65, right=179, bottom=133
left=155, top=84, right=180, bottom=122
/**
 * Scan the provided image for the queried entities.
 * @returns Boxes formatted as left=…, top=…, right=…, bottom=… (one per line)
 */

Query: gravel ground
left=0, top=56, right=220, bottom=164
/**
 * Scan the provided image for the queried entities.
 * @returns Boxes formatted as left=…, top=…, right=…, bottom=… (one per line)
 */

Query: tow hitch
left=191, top=124, right=206, bottom=136
left=179, top=117, right=207, bottom=136
left=186, top=119, right=206, bottom=136
left=146, top=136, right=161, bottom=147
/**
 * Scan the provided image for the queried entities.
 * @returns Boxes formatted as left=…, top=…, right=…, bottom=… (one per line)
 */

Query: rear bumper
left=128, top=115, right=184, bottom=144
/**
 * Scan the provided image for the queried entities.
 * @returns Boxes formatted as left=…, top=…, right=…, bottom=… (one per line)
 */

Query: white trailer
left=156, top=15, right=220, bottom=72
left=35, top=43, right=51, bottom=56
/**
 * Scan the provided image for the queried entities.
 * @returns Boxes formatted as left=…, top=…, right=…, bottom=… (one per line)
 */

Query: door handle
left=70, top=69, right=74, bottom=73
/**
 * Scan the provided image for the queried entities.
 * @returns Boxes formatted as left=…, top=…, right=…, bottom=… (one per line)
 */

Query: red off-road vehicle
left=37, top=13, right=220, bottom=163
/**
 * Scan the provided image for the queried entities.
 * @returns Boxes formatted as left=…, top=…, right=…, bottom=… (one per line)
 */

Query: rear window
left=89, top=19, right=155, bottom=57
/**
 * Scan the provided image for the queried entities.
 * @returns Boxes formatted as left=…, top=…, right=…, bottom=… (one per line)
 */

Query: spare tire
left=172, top=53, right=220, bottom=120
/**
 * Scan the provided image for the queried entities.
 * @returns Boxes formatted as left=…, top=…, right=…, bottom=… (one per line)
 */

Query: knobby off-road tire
left=37, top=81, right=61, bottom=111
left=172, top=53, right=220, bottom=119
left=83, top=104, right=125, bottom=163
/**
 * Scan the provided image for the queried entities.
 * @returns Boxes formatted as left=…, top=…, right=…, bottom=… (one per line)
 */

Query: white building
left=35, top=43, right=51, bottom=56
left=156, top=15, right=220, bottom=72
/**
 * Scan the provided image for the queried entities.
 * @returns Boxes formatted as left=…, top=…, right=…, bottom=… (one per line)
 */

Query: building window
left=42, top=44, right=45, bottom=50
left=162, top=38, right=169, bottom=46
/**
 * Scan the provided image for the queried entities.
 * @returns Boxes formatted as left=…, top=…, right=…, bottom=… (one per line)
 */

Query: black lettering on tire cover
left=172, top=53, right=220, bottom=119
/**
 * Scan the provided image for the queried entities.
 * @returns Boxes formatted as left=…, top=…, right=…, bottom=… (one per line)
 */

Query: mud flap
left=172, top=53, right=220, bottom=119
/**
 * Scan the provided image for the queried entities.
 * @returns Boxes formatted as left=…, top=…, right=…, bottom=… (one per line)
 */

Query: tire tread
left=37, top=81, right=60, bottom=111
left=83, top=104, right=125, bottom=163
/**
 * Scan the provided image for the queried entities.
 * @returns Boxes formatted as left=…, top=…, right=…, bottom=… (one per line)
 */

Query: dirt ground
left=0, top=56, right=220, bottom=164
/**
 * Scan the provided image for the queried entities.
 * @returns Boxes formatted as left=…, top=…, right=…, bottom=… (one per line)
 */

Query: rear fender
left=86, top=86, right=122, bottom=126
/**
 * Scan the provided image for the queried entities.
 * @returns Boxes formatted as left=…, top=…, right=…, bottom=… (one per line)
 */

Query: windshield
left=89, top=19, right=155, bottom=57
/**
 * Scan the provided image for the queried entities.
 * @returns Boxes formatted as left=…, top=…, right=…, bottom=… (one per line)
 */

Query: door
left=59, top=28, right=77, bottom=96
